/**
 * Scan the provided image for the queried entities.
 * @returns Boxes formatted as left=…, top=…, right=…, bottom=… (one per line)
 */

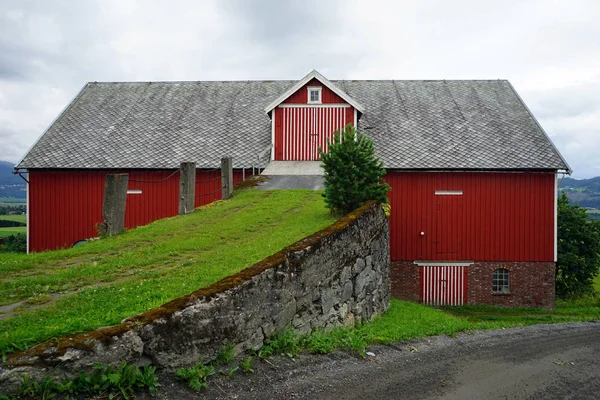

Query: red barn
left=17, top=70, right=570, bottom=308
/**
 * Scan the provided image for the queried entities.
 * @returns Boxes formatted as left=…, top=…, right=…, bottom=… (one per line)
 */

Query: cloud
left=0, top=0, right=599, bottom=178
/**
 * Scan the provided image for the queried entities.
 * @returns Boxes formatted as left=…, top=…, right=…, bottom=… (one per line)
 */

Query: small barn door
left=275, top=106, right=352, bottom=161
left=420, top=265, right=468, bottom=306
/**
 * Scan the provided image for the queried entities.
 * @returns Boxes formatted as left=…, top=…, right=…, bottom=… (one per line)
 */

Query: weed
left=265, top=328, right=300, bottom=358
left=239, top=356, right=254, bottom=374
left=254, top=345, right=273, bottom=360
left=215, top=344, right=235, bottom=365
left=175, top=360, right=216, bottom=392
left=1, top=362, right=160, bottom=399
left=339, top=330, right=368, bottom=357
left=301, top=331, right=337, bottom=354
left=219, top=366, right=239, bottom=378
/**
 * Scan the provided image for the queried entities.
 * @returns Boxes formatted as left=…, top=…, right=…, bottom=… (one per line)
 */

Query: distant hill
left=560, top=176, right=600, bottom=209
left=0, top=161, right=26, bottom=199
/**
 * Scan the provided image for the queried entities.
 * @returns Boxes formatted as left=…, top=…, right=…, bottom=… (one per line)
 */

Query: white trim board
left=278, top=104, right=351, bottom=108
left=435, top=190, right=463, bottom=195
left=414, top=261, right=474, bottom=267
left=271, top=108, right=275, bottom=160
left=554, top=172, right=558, bottom=262
left=264, top=70, right=365, bottom=114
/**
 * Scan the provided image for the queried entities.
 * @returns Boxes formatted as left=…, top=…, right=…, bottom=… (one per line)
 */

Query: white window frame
left=492, top=268, right=510, bottom=294
left=307, top=86, right=322, bottom=104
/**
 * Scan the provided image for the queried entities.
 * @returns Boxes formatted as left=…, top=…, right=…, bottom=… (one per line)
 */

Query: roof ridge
left=86, top=79, right=512, bottom=85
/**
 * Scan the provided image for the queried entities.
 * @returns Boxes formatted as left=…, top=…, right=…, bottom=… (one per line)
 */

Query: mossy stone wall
left=1, top=201, right=390, bottom=390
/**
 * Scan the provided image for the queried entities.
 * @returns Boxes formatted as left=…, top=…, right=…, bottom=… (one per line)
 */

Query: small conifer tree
left=319, top=124, right=390, bottom=214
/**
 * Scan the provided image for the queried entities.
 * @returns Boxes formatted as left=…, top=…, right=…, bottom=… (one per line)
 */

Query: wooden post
left=99, top=174, right=128, bottom=237
left=221, top=157, right=233, bottom=200
left=179, top=162, right=196, bottom=214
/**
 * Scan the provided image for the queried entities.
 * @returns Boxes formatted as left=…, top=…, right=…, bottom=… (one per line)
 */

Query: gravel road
left=155, top=321, right=600, bottom=400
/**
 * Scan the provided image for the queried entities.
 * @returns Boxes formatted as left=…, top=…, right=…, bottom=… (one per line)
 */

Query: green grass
left=0, top=190, right=337, bottom=354
left=594, top=274, right=600, bottom=293
left=297, top=297, right=600, bottom=357
left=0, top=227, right=25, bottom=237
left=0, top=214, right=26, bottom=223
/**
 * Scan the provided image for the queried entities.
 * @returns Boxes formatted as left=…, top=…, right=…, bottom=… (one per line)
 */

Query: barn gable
left=264, top=70, right=364, bottom=113
left=265, top=71, right=364, bottom=161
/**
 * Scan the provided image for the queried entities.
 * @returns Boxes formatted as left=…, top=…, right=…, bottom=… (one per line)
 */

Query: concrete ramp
left=258, top=161, right=324, bottom=190
left=261, top=161, right=323, bottom=176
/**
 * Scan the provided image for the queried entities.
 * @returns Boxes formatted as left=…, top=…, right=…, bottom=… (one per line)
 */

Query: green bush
left=557, top=192, right=600, bottom=298
left=319, top=124, right=390, bottom=215
left=0, top=220, right=25, bottom=228
left=0, top=233, right=26, bottom=253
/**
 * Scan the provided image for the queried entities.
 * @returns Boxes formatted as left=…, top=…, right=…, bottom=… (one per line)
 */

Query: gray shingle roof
left=17, top=79, right=569, bottom=171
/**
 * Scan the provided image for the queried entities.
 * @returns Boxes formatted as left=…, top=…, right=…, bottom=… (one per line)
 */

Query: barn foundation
left=391, top=261, right=556, bottom=309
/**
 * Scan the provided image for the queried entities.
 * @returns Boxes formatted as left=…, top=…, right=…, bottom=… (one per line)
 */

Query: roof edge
left=15, top=83, right=91, bottom=170
left=505, top=81, right=572, bottom=175
left=263, top=70, right=365, bottom=114
left=384, top=168, right=562, bottom=173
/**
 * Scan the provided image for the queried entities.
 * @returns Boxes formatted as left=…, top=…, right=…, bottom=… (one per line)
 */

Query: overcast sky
left=1, top=0, right=599, bottom=178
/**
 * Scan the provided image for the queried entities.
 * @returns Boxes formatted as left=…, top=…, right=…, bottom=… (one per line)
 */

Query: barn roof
left=17, top=78, right=570, bottom=172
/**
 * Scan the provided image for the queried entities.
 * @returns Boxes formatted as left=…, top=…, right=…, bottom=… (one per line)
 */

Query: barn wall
left=28, top=169, right=246, bottom=252
left=385, top=171, right=556, bottom=262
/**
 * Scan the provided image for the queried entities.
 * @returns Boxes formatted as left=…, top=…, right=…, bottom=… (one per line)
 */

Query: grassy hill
left=0, top=214, right=26, bottom=238
left=0, top=189, right=337, bottom=354
left=560, top=176, right=600, bottom=210
left=0, top=161, right=26, bottom=201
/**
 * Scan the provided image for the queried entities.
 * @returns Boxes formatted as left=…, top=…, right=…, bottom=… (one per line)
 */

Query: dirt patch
left=0, top=293, right=62, bottom=321
left=153, top=322, right=600, bottom=400
left=233, top=176, right=267, bottom=190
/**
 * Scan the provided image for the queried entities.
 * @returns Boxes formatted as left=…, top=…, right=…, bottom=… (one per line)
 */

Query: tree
left=318, top=124, right=390, bottom=215
left=0, top=233, right=26, bottom=253
left=556, top=191, right=600, bottom=298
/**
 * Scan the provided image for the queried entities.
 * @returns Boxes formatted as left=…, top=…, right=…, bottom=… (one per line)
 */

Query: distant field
left=0, top=227, right=25, bottom=237
left=0, top=197, right=26, bottom=205
left=595, top=274, right=600, bottom=293
left=0, top=214, right=26, bottom=223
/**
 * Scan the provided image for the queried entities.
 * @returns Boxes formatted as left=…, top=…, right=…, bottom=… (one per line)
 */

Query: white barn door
left=420, top=265, right=467, bottom=306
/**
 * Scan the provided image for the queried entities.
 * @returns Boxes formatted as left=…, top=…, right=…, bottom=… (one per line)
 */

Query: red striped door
left=276, top=106, right=352, bottom=160
left=420, top=266, right=468, bottom=306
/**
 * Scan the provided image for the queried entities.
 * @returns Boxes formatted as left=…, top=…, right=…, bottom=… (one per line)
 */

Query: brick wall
left=467, top=262, right=555, bottom=309
left=390, top=261, right=420, bottom=302
left=391, top=261, right=555, bottom=309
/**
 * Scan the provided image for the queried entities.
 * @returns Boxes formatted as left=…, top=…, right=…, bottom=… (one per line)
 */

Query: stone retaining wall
left=1, top=201, right=390, bottom=390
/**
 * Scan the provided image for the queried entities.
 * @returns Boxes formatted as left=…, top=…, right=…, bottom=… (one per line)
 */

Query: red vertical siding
left=28, top=169, right=248, bottom=252
left=385, top=171, right=555, bottom=262
left=273, top=78, right=355, bottom=160
left=274, top=106, right=354, bottom=161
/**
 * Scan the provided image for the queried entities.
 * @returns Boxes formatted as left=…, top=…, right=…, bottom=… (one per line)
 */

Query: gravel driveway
left=155, top=321, right=600, bottom=400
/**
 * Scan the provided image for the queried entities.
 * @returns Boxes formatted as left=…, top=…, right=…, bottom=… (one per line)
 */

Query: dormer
left=266, top=70, right=364, bottom=161
left=264, top=70, right=364, bottom=114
